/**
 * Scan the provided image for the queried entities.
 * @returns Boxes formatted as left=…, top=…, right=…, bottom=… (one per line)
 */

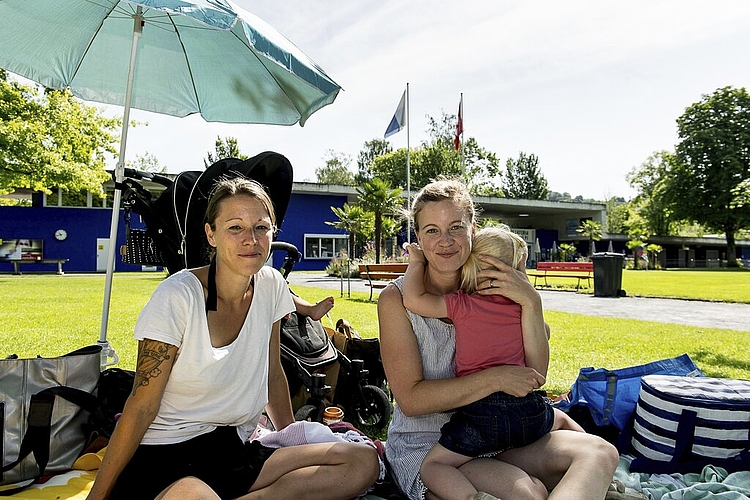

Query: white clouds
left=110, top=0, right=750, bottom=198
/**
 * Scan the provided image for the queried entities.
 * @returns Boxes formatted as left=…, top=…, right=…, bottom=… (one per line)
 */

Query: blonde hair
left=410, top=177, right=477, bottom=232
left=460, top=226, right=528, bottom=294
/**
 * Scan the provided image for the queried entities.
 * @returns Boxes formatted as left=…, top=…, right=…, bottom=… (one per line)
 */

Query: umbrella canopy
left=0, top=1, right=340, bottom=126
left=0, top=0, right=341, bottom=366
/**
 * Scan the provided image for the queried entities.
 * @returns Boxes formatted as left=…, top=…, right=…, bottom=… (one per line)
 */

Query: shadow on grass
left=691, top=348, right=750, bottom=376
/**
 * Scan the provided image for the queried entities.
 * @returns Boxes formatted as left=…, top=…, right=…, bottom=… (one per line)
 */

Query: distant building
left=1, top=180, right=747, bottom=274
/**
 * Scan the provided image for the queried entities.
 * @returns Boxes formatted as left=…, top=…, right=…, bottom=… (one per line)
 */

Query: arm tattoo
left=133, top=340, right=172, bottom=395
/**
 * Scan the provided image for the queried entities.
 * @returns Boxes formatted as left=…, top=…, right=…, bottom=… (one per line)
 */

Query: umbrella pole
left=98, top=7, right=144, bottom=369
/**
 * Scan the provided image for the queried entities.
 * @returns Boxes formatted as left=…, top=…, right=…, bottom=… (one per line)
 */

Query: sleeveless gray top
left=385, top=278, right=456, bottom=500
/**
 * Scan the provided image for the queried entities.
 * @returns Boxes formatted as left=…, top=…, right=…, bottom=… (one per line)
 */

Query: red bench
left=358, top=263, right=408, bottom=300
left=527, top=261, right=593, bottom=290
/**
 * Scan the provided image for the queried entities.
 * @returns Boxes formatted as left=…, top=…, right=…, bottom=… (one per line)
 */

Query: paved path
left=286, top=272, right=750, bottom=332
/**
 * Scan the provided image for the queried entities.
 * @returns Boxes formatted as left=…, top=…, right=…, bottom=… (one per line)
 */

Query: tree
left=367, top=111, right=502, bottom=196
left=326, top=203, right=373, bottom=260
left=666, top=86, right=750, bottom=266
left=355, top=139, right=392, bottom=184
left=576, top=219, right=602, bottom=257
left=356, top=178, right=403, bottom=263
left=557, top=243, right=576, bottom=262
left=605, top=196, right=630, bottom=234
left=0, top=70, right=119, bottom=195
left=127, top=151, right=167, bottom=173
left=627, top=151, right=677, bottom=236
left=315, top=150, right=355, bottom=185
left=502, top=152, right=549, bottom=200
left=203, top=136, right=247, bottom=167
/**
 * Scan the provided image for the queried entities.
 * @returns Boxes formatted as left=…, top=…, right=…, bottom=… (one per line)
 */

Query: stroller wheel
left=294, top=404, right=319, bottom=422
left=348, top=384, right=392, bottom=433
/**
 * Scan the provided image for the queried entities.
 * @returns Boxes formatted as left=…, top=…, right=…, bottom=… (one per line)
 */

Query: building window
left=304, top=234, right=348, bottom=260
left=60, top=189, right=89, bottom=207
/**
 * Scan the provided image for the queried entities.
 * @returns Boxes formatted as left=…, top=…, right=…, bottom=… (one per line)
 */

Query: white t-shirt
left=133, top=266, right=295, bottom=444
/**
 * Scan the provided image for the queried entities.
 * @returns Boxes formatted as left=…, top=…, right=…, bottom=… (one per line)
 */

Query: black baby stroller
left=118, top=152, right=390, bottom=433
left=274, top=244, right=390, bottom=433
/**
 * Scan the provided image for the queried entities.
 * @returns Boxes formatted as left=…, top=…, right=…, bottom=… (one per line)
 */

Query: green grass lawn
left=1, top=269, right=748, bottom=397
left=533, top=267, right=750, bottom=303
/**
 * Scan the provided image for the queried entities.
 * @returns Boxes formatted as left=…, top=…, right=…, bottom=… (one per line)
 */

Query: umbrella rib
left=72, top=0, right=133, bottom=86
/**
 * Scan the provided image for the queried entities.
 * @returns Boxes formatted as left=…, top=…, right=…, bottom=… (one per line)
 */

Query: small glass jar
left=322, top=406, right=344, bottom=425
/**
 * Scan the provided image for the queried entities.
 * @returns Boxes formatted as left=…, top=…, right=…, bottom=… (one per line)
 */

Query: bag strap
left=335, top=318, right=360, bottom=340
left=0, top=386, right=98, bottom=495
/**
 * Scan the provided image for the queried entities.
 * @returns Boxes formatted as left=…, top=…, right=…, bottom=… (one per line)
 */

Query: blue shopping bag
left=556, top=354, right=703, bottom=431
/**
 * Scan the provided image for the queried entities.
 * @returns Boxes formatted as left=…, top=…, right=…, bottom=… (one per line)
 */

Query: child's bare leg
left=309, top=296, right=334, bottom=321
left=552, top=408, right=584, bottom=432
left=421, top=443, right=482, bottom=500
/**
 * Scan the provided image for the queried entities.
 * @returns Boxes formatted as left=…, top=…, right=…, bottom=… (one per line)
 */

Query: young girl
left=403, top=225, right=582, bottom=500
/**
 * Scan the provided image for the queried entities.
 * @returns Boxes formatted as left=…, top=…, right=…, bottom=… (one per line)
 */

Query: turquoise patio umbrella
left=0, top=0, right=341, bottom=365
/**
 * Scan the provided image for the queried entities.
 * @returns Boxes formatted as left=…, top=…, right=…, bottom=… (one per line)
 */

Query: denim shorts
left=110, top=426, right=276, bottom=500
left=438, top=390, right=554, bottom=457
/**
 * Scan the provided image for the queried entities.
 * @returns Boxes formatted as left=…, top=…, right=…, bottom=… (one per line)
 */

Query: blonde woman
left=403, top=226, right=581, bottom=500
left=381, top=177, right=618, bottom=500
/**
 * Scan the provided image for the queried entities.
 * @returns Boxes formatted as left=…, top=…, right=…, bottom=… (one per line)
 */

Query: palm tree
left=356, top=178, right=403, bottom=263
left=326, top=203, right=373, bottom=260
left=576, top=220, right=603, bottom=258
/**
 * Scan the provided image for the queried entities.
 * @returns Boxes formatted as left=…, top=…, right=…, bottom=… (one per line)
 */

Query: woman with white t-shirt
left=88, top=176, right=378, bottom=500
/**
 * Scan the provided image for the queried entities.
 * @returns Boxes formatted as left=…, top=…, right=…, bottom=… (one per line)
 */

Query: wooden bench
left=2, top=258, right=69, bottom=275
left=358, top=263, right=408, bottom=300
left=527, top=261, right=593, bottom=290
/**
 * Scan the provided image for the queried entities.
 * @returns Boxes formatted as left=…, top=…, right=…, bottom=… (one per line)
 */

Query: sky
left=103, top=0, right=750, bottom=201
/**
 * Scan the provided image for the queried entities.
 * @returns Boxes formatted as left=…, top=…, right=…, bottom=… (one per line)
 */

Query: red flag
left=454, top=96, right=463, bottom=151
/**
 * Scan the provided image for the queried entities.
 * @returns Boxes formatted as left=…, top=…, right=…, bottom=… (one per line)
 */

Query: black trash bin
left=591, top=252, right=625, bottom=297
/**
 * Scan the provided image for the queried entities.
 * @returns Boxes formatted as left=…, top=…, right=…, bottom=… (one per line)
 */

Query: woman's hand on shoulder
left=475, top=254, right=540, bottom=309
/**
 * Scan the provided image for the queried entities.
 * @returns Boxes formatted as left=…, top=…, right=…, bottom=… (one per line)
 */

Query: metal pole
left=98, top=6, right=144, bottom=368
left=406, top=83, right=411, bottom=243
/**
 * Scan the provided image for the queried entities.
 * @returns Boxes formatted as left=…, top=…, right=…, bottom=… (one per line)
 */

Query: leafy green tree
left=548, top=191, right=573, bottom=202
left=316, top=150, right=355, bottom=185
left=127, top=151, right=167, bottom=173
left=356, top=139, right=392, bottom=184
left=666, top=86, right=750, bottom=265
left=326, top=203, right=374, bottom=259
left=605, top=196, right=630, bottom=234
left=627, top=151, right=677, bottom=236
left=368, top=112, right=502, bottom=196
left=576, top=219, right=602, bottom=257
left=356, top=178, right=403, bottom=263
left=558, top=243, right=576, bottom=262
left=0, top=70, right=118, bottom=195
left=203, top=136, right=247, bottom=167
left=502, top=152, right=549, bottom=200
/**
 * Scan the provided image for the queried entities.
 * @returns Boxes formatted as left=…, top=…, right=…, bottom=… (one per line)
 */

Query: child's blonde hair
left=460, top=226, right=528, bottom=294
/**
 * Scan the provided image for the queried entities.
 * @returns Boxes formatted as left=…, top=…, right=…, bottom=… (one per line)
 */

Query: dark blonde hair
left=205, top=176, right=276, bottom=231
left=410, top=178, right=477, bottom=232
left=460, top=225, right=528, bottom=294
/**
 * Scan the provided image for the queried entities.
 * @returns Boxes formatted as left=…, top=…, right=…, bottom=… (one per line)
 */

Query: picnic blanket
left=614, top=455, right=750, bottom=500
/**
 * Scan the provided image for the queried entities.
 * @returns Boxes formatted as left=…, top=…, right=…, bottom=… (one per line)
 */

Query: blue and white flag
left=384, top=90, right=406, bottom=138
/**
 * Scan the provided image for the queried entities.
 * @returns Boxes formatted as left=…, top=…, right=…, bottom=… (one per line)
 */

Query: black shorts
left=110, top=426, right=276, bottom=500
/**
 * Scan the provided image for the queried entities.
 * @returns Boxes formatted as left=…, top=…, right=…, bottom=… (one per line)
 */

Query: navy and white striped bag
left=630, top=375, right=750, bottom=473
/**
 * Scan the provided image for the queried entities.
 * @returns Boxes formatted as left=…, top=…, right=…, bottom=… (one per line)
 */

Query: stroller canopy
left=124, top=151, right=293, bottom=274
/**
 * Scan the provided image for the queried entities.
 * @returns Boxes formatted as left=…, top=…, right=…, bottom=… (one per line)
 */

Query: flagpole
left=459, top=93, right=465, bottom=177
left=406, top=83, right=411, bottom=243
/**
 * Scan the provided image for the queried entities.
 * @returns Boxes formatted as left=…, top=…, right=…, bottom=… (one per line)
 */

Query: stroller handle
left=271, top=241, right=301, bottom=279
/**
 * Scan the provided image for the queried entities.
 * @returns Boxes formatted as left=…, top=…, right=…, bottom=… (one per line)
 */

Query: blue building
left=1, top=181, right=747, bottom=274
